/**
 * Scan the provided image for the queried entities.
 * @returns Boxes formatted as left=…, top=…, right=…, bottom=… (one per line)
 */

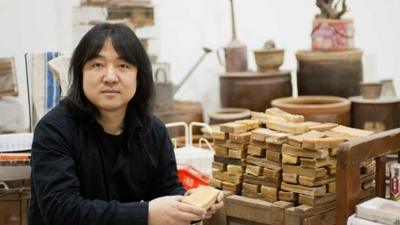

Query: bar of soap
left=181, top=186, right=220, bottom=210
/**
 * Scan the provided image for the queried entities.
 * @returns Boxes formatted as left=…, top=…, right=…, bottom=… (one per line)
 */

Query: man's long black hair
left=63, top=23, right=154, bottom=133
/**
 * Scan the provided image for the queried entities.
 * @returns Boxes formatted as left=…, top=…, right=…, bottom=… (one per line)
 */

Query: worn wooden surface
left=0, top=180, right=30, bottom=225
left=336, top=128, right=400, bottom=225
left=375, top=156, right=386, bottom=197
left=225, top=195, right=291, bottom=225
left=0, top=202, right=28, bottom=225
left=285, top=201, right=336, bottom=225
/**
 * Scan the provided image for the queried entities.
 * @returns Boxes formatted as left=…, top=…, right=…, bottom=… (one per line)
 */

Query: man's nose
left=103, top=66, right=118, bottom=83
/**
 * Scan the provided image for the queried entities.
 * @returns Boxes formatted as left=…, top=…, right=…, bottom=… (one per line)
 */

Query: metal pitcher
left=223, top=0, right=248, bottom=72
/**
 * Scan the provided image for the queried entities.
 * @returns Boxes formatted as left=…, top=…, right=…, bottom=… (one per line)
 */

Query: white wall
left=1, top=0, right=399, bottom=130
left=0, top=0, right=79, bottom=131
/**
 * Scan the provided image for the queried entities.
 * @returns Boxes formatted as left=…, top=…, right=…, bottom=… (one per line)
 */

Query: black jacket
left=29, top=103, right=185, bottom=225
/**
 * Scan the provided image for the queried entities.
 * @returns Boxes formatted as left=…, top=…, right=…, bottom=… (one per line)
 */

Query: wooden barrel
left=349, top=96, right=400, bottom=132
left=271, top=95, right=351, bottom=125
left=219, top=71, right=292, bottom=112
left=153, top=101, right=204, bottom=137
left=208, top=108, right=251, bottom=125
left=296, top=49, right=363, bottom=98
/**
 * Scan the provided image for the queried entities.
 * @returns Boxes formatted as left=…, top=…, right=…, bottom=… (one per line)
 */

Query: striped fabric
left=26, top=52, right=62, bottom=128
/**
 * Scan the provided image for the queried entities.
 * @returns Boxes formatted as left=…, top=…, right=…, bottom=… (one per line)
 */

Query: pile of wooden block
left=359, top=159, right=376, bottom=200
left=281, top=129, right=340, bottom=206
left=241, top=127, right=288, bottom=201
left=208, top=107, right=378, bottom=225
left=210, top=108, right=375, bottom=205
left=284, top=125, right=376, bottom=225
left=281, top=124, right=373, bottom=204
left=210, top=120, right=260, bottom=194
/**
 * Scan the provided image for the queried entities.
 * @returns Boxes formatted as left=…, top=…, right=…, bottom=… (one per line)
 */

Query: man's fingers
left=216, top=191, right=224, bottom=202
left=174, top=220, right=191, bottom=225
left=176, top=211, right=204, bottom=222
left=204, top=199, right=224, bottom=219
left=184, top=189, right=194, bottom=196
left=208, top=201, right=224, bottom=212
left=206, top=209, right=217, bottom=217
left=177, top=202, right=206, bottom=216
left=169, top=195, right=184, bottom=202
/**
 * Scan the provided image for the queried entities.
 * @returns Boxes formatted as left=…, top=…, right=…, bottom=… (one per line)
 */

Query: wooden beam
left=375, top=156, right=386, bottom=198
left=336, top=145, right=361, bottom=225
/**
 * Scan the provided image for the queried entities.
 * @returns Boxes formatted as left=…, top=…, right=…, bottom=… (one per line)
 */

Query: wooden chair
left=336, top=127, right=400, bottom=225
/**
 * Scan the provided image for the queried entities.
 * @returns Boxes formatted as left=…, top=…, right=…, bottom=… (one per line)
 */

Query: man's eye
left=119, top=64, right=129, bottom=69
left=92, top=63, right=103, bottom=68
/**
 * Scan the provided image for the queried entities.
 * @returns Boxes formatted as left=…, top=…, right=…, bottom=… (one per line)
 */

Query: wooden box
left=225, top=195, right=292, bottom=225
left=285, top=202, right=335, bottom=225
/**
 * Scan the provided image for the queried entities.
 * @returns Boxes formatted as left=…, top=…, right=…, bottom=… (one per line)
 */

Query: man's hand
left=148, top=195, right=206, bottom=225
left=184, top=188, right=224, bottom=219
left=205, top=190, right=224, bottom=219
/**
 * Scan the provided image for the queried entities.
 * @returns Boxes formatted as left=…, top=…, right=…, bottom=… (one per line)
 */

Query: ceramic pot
left=253, top=49, right=284, bottom=72
left=208, top=108, right=251, bottom=125
left=271, top=95, right=351, bottom=125
left=296, top=49, right=363, bottom=98
left=360, top=82, right=382, bottom=99
left=312, top=18, right=354, bottom=51
left=220, top=71, right=292, bottom=111
left=380, top=79, right=397, bottom=98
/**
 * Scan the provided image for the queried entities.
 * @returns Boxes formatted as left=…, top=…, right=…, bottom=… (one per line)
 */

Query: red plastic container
left=177, top=164, right=209, bottom=190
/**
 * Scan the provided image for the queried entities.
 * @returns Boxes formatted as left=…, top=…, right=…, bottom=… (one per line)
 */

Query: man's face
left=83, top=40, right=137, bottom=115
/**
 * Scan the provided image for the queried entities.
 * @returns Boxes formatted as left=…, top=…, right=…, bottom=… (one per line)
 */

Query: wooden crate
left=0, top=180, right=30, bottom=225
left=285, top=202, right=335, bottom=225
left=225, top=195, right=292, bottom=225
left=0, top=201, right=28, bottom=225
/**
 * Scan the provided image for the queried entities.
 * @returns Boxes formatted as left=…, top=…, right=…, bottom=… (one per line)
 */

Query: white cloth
left=26, top=52, right=63, bottom=128
left=48, top=54, right=71, bottom=97
left=0, top=98, right=23, bottom=133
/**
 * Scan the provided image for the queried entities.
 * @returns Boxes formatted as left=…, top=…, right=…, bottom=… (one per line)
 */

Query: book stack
left=210, top=120, right=260, bottom=194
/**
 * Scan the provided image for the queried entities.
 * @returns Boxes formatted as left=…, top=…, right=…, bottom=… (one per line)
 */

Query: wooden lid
left=296, top=49, right=362, bottom=62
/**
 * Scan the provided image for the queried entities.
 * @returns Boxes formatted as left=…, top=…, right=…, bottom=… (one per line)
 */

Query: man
left=30, top=23, right=223, bottom=225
